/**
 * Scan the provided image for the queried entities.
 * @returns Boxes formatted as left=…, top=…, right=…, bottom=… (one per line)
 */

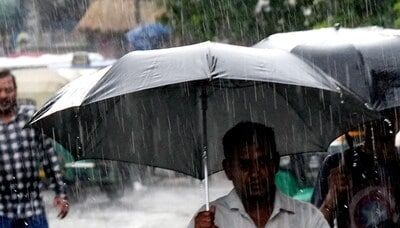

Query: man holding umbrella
left=0, top=69, right=69, bottom=228
left=189, top=122, right=329, bottom=228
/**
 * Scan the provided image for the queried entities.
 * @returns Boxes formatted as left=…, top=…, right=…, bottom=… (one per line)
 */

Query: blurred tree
left=393, top=0, right=400, bottom=28
left=38, top=0, right=89, bottom=31
left=313, top=0, right=396, bottom=28
left=160, top=0, right=397, bottom=46
left=160, top=0, right=260, bottom=45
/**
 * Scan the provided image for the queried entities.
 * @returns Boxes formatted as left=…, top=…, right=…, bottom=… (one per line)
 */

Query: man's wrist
left=320, top=191, right=336, bottom=222
left=325, top=190, right=335, bottom=207
left=321, top=202, right=334, bottom=214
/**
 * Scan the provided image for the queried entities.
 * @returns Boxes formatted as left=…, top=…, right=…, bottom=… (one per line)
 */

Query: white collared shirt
left=188, top=189, right=330, bottom=228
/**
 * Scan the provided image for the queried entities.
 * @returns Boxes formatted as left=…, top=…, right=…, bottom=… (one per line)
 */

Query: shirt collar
left=225, top=189, right=246, bottom=213
left=225, top=188, right=296, bottom=218
left=16, top=105, right=25, bottom=115
left=271, top=189, right=296, bottom=217
left=10, top=105, right=25, bottom=122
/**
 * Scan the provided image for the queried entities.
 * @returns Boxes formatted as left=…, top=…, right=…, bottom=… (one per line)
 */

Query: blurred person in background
left=0, top=68, right=69, bottom=228
left=312, top=117, right=400, bottom=228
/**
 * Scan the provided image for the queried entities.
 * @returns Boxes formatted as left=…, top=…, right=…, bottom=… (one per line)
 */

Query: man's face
left=0, top=76, right=17, bottom=113
left=224, top=144, right=277, bottom=200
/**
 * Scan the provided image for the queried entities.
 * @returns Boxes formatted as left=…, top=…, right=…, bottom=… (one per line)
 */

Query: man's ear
left=272, top=164, right=278, bottom=174
left=223, top=159, right=233, bottom=180
left=273, top=158, right=279, bottom=174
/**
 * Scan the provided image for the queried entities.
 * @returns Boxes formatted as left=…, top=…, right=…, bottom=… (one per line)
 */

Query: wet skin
left=0, top=76, right=17, bottom=121
left=224, top=145, right=277, bottom=203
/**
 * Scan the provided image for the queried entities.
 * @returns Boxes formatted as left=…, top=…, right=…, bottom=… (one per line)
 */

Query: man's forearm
left=40, top=135, right=67, bottom=198
left=319, top=191, right=335, bottom=226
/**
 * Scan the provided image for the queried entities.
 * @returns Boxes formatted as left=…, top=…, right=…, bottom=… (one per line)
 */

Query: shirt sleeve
left=38, top=131, right=67, bottom=199
left=311, top=209, right=331, bottom=228
left=187, top=216, right=195, bottom=228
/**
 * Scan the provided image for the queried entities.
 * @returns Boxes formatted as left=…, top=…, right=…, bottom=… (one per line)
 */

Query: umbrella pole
left=201, top=86, right=210, bottom=210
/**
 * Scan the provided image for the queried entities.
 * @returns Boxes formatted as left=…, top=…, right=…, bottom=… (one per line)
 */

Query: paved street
left=44, top=173, right=232, bottom=228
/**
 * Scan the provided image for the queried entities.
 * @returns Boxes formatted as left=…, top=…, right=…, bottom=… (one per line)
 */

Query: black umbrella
left=30, top=41, right=376, bottom=208
left=255, top=26, right=400, bottom=111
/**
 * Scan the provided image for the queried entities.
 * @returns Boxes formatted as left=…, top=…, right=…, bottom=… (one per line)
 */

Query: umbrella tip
left=334, top=23, right=341, bottom=31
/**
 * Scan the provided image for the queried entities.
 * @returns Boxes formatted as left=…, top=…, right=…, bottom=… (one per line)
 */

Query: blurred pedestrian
left=312, top=118, right=400, bottom=227
left=0, top=68, right=69, bottom=228
left=188, top=121, right=329, bottom=228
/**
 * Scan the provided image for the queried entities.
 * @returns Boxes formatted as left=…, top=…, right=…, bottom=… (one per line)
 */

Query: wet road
left=44, top=173, right=232, bottom=228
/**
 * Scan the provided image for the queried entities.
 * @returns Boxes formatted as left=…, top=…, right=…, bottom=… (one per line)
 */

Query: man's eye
left=239, top=161, right=251, bottom=170
left=1, top=88, right=14, bottom=94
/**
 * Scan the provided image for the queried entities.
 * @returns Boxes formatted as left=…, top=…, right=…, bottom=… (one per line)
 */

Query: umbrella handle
left=201, top=86, right=210, bottom=210
left=202, top=148, right=210, bottom=210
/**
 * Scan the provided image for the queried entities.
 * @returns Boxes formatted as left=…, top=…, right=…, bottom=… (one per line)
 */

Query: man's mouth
left=249, top=181, right=264, bottom=193
left=0, top=100, right=15, bottom=111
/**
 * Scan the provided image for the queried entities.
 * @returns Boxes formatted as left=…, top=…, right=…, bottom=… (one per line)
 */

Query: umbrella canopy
left=30, top=42, right=376, bottom=179
left=13, top=68, right=70, bottom=107
left=77, top=0, right=163, bottom=33
left=126, top=23, right=171, bottom=50
left=255, top=26, right=400, bottom=111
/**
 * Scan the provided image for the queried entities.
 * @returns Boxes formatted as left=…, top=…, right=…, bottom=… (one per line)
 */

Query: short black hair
left=222, top=121, right=279, bottom=166
left=0, top=68, right=16, bottom=89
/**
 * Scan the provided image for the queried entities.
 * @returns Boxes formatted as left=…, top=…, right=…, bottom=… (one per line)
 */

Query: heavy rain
left=1, top=0, right=400, bottom=228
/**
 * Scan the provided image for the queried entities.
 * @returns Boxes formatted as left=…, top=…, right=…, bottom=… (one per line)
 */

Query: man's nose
left=249, top=163, right=260, bottom=177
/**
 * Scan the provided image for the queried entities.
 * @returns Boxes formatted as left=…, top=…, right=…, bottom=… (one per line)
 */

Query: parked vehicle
left=55, top=143, right=133, bottom=201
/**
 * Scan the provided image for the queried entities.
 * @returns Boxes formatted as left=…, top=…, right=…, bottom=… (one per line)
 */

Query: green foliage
left=316, top=0, right=396, bottom=27
left=161, top=0, right=261, bottom=45
left=393, top=1, right=400, bottom=28
left=161, top=0, right=398, bottom=45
